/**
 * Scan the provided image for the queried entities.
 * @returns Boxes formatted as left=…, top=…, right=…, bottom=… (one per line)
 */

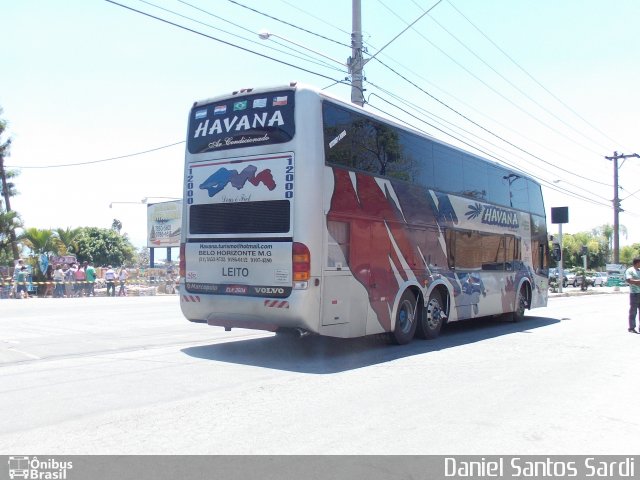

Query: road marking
left=8, top=348, right=41, bottom=360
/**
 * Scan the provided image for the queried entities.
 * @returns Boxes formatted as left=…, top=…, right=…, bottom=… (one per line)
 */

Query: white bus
left=179, top=83, right=549, bottom=344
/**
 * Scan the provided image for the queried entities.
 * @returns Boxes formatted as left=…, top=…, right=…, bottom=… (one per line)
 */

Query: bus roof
left=190, top=82, right=537, bottom=186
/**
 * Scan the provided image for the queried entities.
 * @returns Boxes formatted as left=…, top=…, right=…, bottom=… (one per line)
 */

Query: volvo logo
left=255, top=287, right=285, bottom=295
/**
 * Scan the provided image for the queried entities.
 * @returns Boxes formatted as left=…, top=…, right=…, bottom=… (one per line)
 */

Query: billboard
left=147, top=200, right=182, bottom=248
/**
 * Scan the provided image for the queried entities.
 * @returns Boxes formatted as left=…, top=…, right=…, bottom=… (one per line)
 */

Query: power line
left=368, top=84, right=611, bottom=198
left=366, top=92, right=612, bottom=208
left=95, top=1, right=625, bottom=210
left=376, top=0, right=603, bottom=157
left=366, top=99, right=612, bottom=210
left=6, top=141, right=185, bottom=169
left=362, top=42, right=603, bottom=176
left=368, top=59, right=612, bottom=187
left=409, top=0, right=613, bottom=154
left=226, top=0, right=351, bottom=48
left=142, top=0, right=346, bottom=73
left=277, top=0, right=351, bottom=37
left=366, top=0, right=443, bottom=64
left=334, top=5, right=612, bottom=174
left=620, top=186, right=640, bottom=202
left=103, top=0, right=347, bottom=86
left=446, top=0, right=628, bottom=151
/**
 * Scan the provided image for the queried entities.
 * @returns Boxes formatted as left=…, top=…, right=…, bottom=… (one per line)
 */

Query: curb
left=549, top=287, right=627, bottom=298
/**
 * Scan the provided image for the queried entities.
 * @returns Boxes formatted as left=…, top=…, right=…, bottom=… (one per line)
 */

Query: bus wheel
left=417, top=290, right=445, bottom=339
left=389, top=290, right=418, bottom=345
left=510, top=286, right=528, bottom=322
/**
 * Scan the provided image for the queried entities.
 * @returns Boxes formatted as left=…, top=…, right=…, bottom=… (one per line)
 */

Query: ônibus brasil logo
left=8, top=456, right=73, bottom=479
left=199, top=165, right=276, bottom=198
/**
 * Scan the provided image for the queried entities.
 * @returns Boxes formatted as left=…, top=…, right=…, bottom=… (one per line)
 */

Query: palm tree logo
left=465, top=203, right=483, bottom=220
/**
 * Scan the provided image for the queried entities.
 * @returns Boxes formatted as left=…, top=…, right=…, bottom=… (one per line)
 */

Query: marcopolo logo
left=199, top=165, right=276, bottom=198
left=8, top=456, right=73, bottom=480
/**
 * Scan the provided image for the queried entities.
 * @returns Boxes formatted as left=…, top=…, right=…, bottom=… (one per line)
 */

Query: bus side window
left=327, top=220, right=350, bottom=268
left=444, top=229, right=455, bottom=270
left=539, top=244, right=545, bottom=271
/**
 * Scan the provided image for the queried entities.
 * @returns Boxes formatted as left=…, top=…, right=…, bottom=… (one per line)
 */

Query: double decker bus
left=179, top=83, right=549, bottom=344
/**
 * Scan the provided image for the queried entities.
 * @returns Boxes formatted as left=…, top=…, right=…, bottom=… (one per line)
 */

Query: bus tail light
left=292, top=242, right=310, bottom=288
left=179, top=243, right=186, bottom=278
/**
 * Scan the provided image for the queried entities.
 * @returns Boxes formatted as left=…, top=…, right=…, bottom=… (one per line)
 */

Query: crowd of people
left=10, top=260, right=130, bottom=299
left=4, top=258, right=178, bottom=299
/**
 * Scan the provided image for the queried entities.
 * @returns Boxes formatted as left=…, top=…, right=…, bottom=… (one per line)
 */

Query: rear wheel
left=417, top=290, right=446, bottom=339
left=510, top=285, right=528, bottom=322
left=388, top=290, right=418, bottom=345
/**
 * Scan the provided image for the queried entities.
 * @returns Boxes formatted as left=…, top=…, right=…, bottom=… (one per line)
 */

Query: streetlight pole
left=109, top=201, right=143, bottom=208
left=141, top=196, right=181, bottom=204
left=258, top=31, right=347, bottom=68
left=605, top=151, right=640, bottom=264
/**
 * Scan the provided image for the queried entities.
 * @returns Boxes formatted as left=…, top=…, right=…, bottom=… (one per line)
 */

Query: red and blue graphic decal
left=199, top=165, right=276, bottom=197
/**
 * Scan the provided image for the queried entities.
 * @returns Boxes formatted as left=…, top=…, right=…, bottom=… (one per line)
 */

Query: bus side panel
left=320, top=167, right=377, bottom=337
left=325, top=165, right=546, bottom=327
left=326, top=168, right=441, bottom=333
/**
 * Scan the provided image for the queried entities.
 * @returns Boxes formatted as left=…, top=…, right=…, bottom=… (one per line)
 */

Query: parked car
left=565, top=270, right=578, bottom=286
left=569, top=269, right=597, bottom=288
left=592, top=272, right=608, bottom=287
left=548, top=268, right=568, bottom=288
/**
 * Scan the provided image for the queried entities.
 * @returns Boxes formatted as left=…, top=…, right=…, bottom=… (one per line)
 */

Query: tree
left=0, top=209, right=22, bottom=265
left=111, top=218, right=122, bottom=234
left=134, top=246, right=150, bottom=268
left=558, top=231, right=608, bottom=270
left=53, top=227, right=82, bottom=255
left=74, top=227, right=135, bottom=267
left=593, top=223, right=627, bottom=262
left=18, top=227, right=57, bottom=256
left=324, top=118, right=411, bottom=180
left=0, top=106, right=20, bottom=260
left=620, top=244, right=640, bottom=265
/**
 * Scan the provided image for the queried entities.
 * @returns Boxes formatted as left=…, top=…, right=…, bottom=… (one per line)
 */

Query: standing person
left=118, top=266, right=129, bottom=296
left=43, top=264, right=54, bottom=298
left=15, top=266, right=28, bottom=299
left=74, top=264, right=86, bottom=297
left=53, top=264, right=65, bottom=298
left=11, top=259, right=26, bottom=298
left=625, top=257, right=640, bottom=333
left=84, top=261, right=97, bottom=296
left=63, top=264, right=75, bottom=298
left=104, top=265, right=116, bottom=297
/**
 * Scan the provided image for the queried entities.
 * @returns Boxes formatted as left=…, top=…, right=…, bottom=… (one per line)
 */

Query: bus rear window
left=188, top=91, right=295, bottom=154
left=189, top=200, right=291, bottom=234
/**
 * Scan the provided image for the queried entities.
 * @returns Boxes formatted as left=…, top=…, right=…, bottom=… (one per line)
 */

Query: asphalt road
left=0, top=292, right=637, bottom=454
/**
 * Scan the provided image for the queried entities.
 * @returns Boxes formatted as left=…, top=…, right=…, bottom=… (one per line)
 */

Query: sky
left=2, top=0, right=639, bottom=255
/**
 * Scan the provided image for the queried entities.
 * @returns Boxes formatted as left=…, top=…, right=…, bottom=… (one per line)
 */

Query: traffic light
left=552, top=244, right=561, bottom=261
left=581, top=245, right=588, bottom=256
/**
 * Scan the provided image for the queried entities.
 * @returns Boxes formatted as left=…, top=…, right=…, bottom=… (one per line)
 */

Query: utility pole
left=605, top=151, right=640, bottom=264
left=348, top=0, right=438, bottom=107
left=349, top=0, right=365, bottom=107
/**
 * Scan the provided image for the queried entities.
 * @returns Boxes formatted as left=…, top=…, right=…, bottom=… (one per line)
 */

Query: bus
left=179, top=83, right=549, bottom=344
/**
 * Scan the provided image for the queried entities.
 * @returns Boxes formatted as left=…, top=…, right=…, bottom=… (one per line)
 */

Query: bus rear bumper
left=180, top=288, right=320, bottom=333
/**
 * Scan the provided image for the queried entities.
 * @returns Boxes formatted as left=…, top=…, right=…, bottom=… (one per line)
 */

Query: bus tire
left=417, top=289, right=445, bottom=339
left=509, top=285, right=528, bottom=322
left=388, top=290, right=418, bottom=345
